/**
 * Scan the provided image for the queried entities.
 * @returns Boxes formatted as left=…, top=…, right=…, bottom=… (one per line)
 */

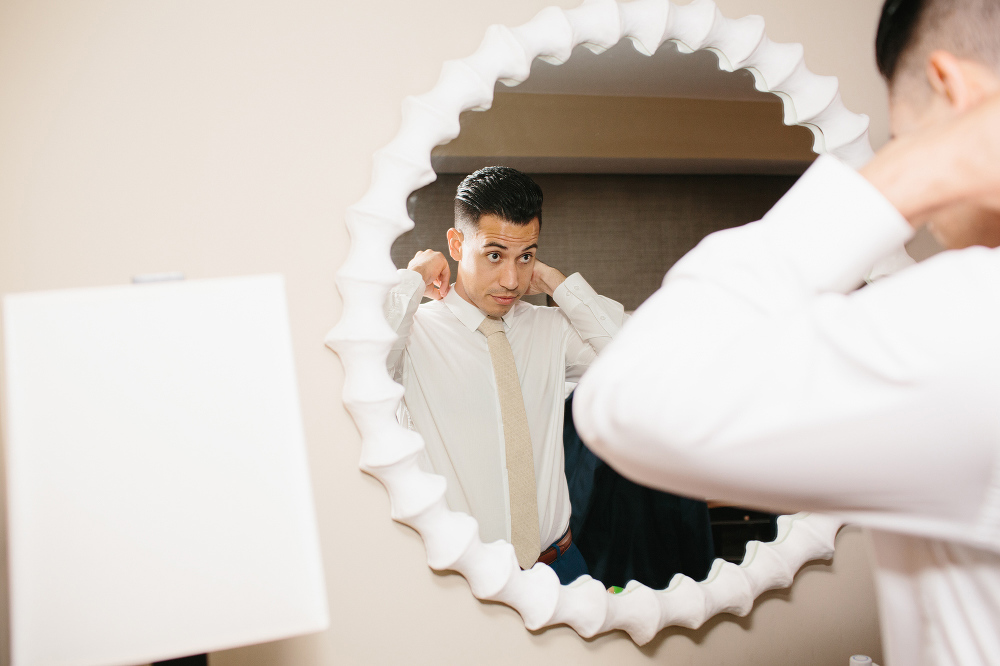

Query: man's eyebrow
left=483, top=241, right=538, bottom=251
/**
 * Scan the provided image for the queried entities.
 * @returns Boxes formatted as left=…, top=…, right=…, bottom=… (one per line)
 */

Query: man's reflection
left=384, top=166, right=626, bottom=584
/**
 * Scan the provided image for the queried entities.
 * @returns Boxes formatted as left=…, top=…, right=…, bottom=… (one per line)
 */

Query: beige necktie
left=478, top=316, right=541, bottom=569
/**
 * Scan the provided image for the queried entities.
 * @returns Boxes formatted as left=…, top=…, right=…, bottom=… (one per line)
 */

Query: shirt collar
left=443, top=286, right=517, bottom=332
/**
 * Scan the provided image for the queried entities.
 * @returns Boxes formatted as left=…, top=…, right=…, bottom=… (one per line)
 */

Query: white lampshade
left=2, top=274, right=329, bottom=666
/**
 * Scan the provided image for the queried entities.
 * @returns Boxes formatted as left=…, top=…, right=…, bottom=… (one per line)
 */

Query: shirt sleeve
left=552, top=272, right=627, bottom=383
left=573, top=156, right=1000, bottom=546
left=384, top=269, right=425, bottom=381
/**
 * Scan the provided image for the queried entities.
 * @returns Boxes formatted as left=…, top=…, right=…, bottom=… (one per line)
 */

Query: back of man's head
left=877, top=0, right=1000, bottom=88
left=454, top=166, right=543, bottom=233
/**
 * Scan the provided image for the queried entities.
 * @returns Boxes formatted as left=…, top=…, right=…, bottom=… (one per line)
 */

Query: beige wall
left=0, top=1, right=890, bottom=664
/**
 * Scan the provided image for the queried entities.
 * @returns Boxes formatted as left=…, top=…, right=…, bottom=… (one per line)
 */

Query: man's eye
left=487, top=252, right=500, bottom=262
left=520, top=254, right=533, bottom=263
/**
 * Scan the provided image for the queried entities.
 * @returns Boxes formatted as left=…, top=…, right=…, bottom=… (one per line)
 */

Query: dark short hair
left=454, top=166, right=543, bottom=231
left=876, top=0, right=928, bottom=81
left=876, top=0, right=1000, bottom=83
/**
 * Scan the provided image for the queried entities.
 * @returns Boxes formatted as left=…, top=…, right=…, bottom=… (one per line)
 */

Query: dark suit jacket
left=563, top=393, right=715, bottom=590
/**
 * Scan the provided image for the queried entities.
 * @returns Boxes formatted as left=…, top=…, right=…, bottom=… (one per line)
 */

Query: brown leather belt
left=535, top=528, right=572, bottom=566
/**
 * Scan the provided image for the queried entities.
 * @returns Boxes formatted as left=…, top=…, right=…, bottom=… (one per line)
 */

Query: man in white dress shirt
left=575, top=0, right=1000, bottom=662
left=385, top=166, right=626, bottom=583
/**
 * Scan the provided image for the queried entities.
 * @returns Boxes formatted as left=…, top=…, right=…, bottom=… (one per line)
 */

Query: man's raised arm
left=384, top=250, right=450, bottom=379
left=528, top=260, right=627, bottom=382
left=571, top=102, right=1000, bottom=541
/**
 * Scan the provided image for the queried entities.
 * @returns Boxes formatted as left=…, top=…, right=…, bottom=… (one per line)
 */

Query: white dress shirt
left=574, top=155, right=1000, bottom=665
left=386, top=270, right=625, bottom=548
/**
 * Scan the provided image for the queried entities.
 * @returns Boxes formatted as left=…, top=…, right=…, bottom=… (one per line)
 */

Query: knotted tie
left=477, top=316, right=541, bottom=569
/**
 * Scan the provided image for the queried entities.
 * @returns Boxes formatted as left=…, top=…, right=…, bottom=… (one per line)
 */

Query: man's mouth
left=490, top=293, right=518, bottom=305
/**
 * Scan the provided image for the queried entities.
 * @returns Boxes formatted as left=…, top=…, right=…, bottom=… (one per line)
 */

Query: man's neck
left=453, top=277, right=475, bottom=308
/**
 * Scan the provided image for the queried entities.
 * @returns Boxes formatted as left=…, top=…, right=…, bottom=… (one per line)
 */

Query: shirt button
left=600, top=316, right=606, bottom=320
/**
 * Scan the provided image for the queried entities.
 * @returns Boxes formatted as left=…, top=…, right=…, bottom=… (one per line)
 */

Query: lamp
left=2, top=274, right=328, bottom=666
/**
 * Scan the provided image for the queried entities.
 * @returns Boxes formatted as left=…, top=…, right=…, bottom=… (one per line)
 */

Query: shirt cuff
left=552, top=272, right=596, bottom=308
left=397, top=268, right=426, bottom=298
left=762, top=155, right=915, bottom=292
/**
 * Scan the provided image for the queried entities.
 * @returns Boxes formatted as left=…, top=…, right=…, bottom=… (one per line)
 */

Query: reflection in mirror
left=389, top=40, right=815, bottom=590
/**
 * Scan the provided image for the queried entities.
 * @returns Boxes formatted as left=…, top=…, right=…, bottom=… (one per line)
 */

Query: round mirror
left=327, top=0, right=862, bottom=644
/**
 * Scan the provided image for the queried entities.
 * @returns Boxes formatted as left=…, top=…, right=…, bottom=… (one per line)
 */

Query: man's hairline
left=886, top=0, right=1000, bottom=94
left=887, top=48, right=1000, bottom=112
left=454, top=214, right=542, bottom=238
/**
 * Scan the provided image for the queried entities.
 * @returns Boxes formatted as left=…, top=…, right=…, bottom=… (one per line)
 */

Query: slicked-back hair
left=876, top=0, right=1000, bottom=84
left=454, top=166, right=543, bottom=232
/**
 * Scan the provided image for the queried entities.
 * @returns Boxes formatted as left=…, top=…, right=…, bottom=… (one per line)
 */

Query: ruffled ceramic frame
left=326, top=0, right=865, bottom=645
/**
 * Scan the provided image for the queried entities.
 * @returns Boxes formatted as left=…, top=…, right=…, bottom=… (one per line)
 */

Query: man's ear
left=446, top=228, right=464, bottom=262
left=926, top=50, right=996, bottom=112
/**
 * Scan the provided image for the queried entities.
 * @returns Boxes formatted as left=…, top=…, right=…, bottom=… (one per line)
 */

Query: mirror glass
left=390, top=40, right=816, bottom=590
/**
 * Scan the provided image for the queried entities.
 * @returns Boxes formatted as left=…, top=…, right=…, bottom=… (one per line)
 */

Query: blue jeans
left=548, top=541, right=589, bottom=585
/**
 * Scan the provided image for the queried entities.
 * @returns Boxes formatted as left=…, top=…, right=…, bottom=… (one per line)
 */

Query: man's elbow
left=573, top=353, right=714, bottom=470
left=573, top=360, right=646, bottom=464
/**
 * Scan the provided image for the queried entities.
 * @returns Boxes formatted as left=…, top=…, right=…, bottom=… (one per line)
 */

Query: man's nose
left=499, top=261, right=519, bottom=290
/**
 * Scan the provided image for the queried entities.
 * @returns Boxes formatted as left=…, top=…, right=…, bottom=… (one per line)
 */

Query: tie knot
left=477, top=316, right=505, bottom=337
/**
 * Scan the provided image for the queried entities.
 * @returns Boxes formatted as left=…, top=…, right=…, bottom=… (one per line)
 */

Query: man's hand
left=407, top=250, right=451, bottom=300
left=526, top=259, right=566, bottom=297
left=862, top=92, right=1000, bottom=226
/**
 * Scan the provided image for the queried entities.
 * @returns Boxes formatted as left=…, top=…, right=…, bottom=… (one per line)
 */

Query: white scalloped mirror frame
left=326, top=0, right=868, bottom=645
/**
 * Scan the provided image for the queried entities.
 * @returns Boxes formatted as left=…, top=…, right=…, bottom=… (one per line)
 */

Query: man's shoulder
left=414, top=298, right=451, bottom=318
left=411, top=298, right=470, bottom=333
